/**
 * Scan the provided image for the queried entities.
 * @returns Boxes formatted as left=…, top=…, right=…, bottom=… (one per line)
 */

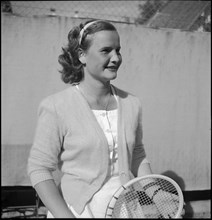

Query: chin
left=112, top=74, right=117, bottom=80
left=103, top=70, right=118, bottom=81
left=109, top=73, right=117, bottom=81
left=109, top=70, right=118, bottom=78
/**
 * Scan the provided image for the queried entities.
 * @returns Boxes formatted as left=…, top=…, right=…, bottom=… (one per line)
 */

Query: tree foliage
left=1, top=1, right=13, bottom=13
left=135, top=0, right=169, bottom=25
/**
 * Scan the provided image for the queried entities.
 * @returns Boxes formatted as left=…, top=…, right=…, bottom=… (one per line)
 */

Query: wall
left=2, top=14, right=211, bottom=193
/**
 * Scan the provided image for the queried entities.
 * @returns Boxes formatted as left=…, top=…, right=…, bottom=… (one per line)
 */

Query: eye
left=100, top=47, right=121, bottom=55
left=101, top=48, right=111, bottom=54
left=116, top=48, right=121, bottom=54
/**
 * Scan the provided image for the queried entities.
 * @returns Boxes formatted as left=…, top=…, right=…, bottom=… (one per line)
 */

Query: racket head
left=105, top=174, right=184, bottom=218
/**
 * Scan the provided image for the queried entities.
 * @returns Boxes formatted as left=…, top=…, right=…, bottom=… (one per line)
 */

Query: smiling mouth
left=106, top=66, right=118, bottom=71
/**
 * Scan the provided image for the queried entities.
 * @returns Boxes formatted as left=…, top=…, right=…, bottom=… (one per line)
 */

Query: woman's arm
left=28, top=99, right=74, bottom=217
left=35, top=179, right=75, bottom=218
left=137, top=162, right=153, bottom=177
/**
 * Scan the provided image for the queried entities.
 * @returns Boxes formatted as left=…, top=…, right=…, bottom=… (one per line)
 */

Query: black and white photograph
left=1, top=1, right=211, bottom=218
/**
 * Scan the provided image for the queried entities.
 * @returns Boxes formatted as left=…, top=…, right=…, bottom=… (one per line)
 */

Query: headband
left=79, top=20, right=99, bottom=45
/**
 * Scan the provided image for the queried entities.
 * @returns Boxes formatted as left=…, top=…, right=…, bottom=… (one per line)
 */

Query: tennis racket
left=105, top=174, right=184, bottom=218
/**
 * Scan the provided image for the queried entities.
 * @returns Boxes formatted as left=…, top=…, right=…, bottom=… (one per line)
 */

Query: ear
left=78, top=48, right=86, bottom=65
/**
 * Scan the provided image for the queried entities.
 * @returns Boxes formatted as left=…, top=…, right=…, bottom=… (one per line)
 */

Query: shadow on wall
left=161, top=170, right=194, bottom=218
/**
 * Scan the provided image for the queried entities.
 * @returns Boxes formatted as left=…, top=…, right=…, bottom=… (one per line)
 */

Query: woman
left=27, top=19, right=155, bottom=218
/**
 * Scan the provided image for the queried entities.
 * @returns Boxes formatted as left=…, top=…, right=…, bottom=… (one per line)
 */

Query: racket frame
left=105, top=174, right=184, bottom=218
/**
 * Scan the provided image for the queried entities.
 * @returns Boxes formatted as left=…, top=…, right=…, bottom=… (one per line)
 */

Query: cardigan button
left=120, top=171, right=125, bottom=176
left=101, top=112, right=106, bottom=117
left=106, top=129, right=111, bottom=133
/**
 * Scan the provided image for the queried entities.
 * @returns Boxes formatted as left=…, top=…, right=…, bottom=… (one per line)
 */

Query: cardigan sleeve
left=131, top=99, right=150, bottom=177
left=27, top=97, right=63, bottom=187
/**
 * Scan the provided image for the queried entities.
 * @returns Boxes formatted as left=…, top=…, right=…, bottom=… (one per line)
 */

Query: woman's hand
left=153, top=189, right=185, bottom=218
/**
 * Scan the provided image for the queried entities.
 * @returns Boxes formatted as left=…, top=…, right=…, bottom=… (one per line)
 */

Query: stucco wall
left=2, top=14, right=211, bottom=192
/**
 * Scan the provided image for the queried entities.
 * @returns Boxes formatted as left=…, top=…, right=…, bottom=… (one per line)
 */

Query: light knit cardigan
left=27, top=84, right=149, bottom=214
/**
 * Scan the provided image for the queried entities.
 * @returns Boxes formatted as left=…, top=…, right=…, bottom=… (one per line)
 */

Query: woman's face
left=83, top=30, right=122, bottom=83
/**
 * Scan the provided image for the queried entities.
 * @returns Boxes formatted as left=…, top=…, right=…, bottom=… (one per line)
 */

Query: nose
left=111, top=50, right=122, bottom=64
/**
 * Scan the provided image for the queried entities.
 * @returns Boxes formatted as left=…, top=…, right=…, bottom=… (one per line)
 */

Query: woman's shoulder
left=112, top=85, right=141, bottom=104
left=39, top=86, right=77, bottom=108
left=112, top=85, right=142, bottom=116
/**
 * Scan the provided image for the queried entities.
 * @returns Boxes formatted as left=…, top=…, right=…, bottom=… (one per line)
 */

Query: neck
left=77, top=80, right=114, bottom=110
left=78, top=80, right=111, bottom=99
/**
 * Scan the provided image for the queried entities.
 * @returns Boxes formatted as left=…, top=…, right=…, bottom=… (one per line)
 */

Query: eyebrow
left=100, top=46, right=121, bottom=50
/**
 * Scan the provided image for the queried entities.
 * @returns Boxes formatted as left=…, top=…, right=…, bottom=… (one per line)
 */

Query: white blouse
left=93, top=109, right=119, bottom=178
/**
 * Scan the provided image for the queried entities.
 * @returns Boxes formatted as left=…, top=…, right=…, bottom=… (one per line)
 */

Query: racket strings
left=111, top=178, right=180, bottom=218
